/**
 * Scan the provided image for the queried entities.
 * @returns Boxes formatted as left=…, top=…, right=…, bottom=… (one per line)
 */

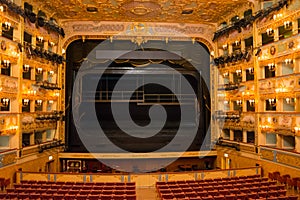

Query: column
left=243, top=130, right=247, bottom=143
left=276, top=134, right=282, bottom=148
left=295, top=136, right=300, bottom=153
left=230, top=129, right=234, bottom=141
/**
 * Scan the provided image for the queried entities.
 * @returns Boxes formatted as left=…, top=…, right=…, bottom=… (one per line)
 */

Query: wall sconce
left=36, top=99, right=42, bottom=107
left=273, top=13, right=283, bottom=20
left=48, top=41, right=55, bottom=47
left=2, top=22, right=11, bottom=31
left=1, top=60, right=10, bottom=68
left=0, top=6, right=4, bottom=12
left=268, top=63, right=276, bottom=71
left=268, top=98, right=276, bottom=107
left=37, top=36, right=44, bottom=43
left=285, top=59, right=293, bottom=65
left=294, top=127, right=300, bottom=134
left=285, top=98, right=295, bottom=105
left=0, top=98, right=9, bottom=107
left=234, top=40, right=241, bottom=46
left=48, top=100, right=54, bottom=105
left=222, top=44, right=228, bottom=50
left=249, top=99, right=255, bottom=107
left=23, top=64, right=30, bottom=72
left=248, top=68, right=254, bottom=75
left=22, top=99, right=30, bottom=106
left=236, top=69, right=242, bottom=77
left=266, top=28, right=274, bottom=37
left=284, top=21, right=292, bottom=30
left=48, top=70, right=54, bottom=76
left=223, top=72, right=229, bottom=78
left=36, top=68, right=43, bottom=74
left=236, top=100, right=242, bottom=106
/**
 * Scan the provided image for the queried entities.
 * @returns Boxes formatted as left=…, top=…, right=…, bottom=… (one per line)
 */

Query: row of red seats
left=0, top=178, right=10, bottom=191
left=14, top=184, right=135, bottom=190
left=156, top=175, right=298, bottom=200
left=0, top=193, right=136, bottom=200
left=20, top=180, right=135, bottom=186
left=269, top=171, right=300, bottom=191
left=157, top=180, right=278, bottom=190
left=0, top=180, right=137, bottom=200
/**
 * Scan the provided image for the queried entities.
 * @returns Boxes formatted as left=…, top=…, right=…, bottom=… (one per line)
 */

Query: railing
left=217, top=139, right=257, bottom=153
left=260, top=146, right=300, bottom=169
left=16, top=166, right=261, bottom=187
left=0, top=149, right=17, bottom=168
left=21, top=140, right=62, bottom=157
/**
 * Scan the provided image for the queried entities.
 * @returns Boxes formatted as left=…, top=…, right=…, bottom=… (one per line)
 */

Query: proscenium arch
left=62, top=35, right=215, bottom=54
left=64, top=38, right=211, bottom=154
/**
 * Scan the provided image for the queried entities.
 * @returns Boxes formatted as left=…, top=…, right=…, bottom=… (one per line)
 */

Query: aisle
left=136, top=187, right=160, bottom=200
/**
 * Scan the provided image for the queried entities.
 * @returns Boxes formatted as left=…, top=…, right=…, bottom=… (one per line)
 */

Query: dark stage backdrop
left=65, top=40, right=211, bottom=153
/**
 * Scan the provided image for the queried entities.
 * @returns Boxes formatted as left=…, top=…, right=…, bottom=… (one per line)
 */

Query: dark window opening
left=2, top=25, right=13, bottom=40
left=22, top=133, right=31, bottom=147
left=23, top=68, right=31, bottom=80
left=24, top=32, right=32, bottom=45
left=278, top=25, right=293, bottom=40
left=244, top=9, right=252, bottom=19
left=264, top=65, right=275, bottom=78
left=247, top=131, right=255, bottom=144
left=246, top=100, right=255, bottom=112
left=1, top=66, right=11, bottom=76
left=245, top=37, right=253, bottom=51
left=246, top=68, right=254, bottom=81
left=233, top=130, right=242, bottom=142
left=22, top=100, right=30, bottom=112
left=262, top=32, right=274, bottom=46
left=266, top=99, right=276, bottom=111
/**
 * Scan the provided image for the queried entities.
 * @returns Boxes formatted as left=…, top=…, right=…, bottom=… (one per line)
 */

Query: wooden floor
left=136, top=187, right=159, bottom=200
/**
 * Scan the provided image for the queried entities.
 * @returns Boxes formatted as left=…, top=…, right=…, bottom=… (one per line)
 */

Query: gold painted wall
left=0, top=150, right=59, bottom=186
left=216, top=147, right=300, bottom=178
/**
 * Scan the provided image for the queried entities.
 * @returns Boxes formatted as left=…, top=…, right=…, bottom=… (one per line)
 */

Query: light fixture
left=236, top=100, right=242, bottom=106
left=248, top=68, right=254, bottom=74
left=36, top=100, right=42, bottom=106
left=224, top=153, right=229, bottom=158
left=22, top=99, right=30, bottom=106
left=222, top=44, right=228, bottom=50
left=48, top=100, right=54, bottom=104
left=36, top=68, right=43, bottom=74
left=23, top=64, right=30, bottom=72
left=249, top=99, right=255, bottom=107
left=48, top=70, right=54, bottom=76
left=285, top=98, right=295, bottom=105
left=294, top=127, right=300, bottom=134
left=2, top=22, right=11, bottom=31
left=268, top=63, right=276, bottom=71
left=285, top=59, right=293, bottom=65
left=236, top=69, right=242, bottom=76
left=48, top=41, right=55, bottom=47
left=234, top=40, right=241, bottom=46
left=0, top=6, right=4, bottom=12
left=1, top=60, right=10, bottom=68
left=284, top=21, right=292, bottom=30
left=37, top=36, right=44, bottom=43
left=224, top=100, right=229, bottom=104
left=223, top=72, right=229, bottom=78
left=0, top=98, right=9, bottom=107
left=266, top=28, right=274, bottom=37
left=273, top=13, right=283, bottom=20
left=268, top=98, right=276, bottom=107
left=62, top=48, right=66, bottom=54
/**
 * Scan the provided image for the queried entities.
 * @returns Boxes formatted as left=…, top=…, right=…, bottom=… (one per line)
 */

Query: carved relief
left=261, top=149, right=274, bottom=161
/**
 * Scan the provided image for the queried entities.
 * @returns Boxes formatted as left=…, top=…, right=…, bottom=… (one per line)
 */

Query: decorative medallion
left=270, top=45, right=276, bottom=55
left=288, top=41, right=294, bottom=49
left=1, top=40, right=6, bottom=51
